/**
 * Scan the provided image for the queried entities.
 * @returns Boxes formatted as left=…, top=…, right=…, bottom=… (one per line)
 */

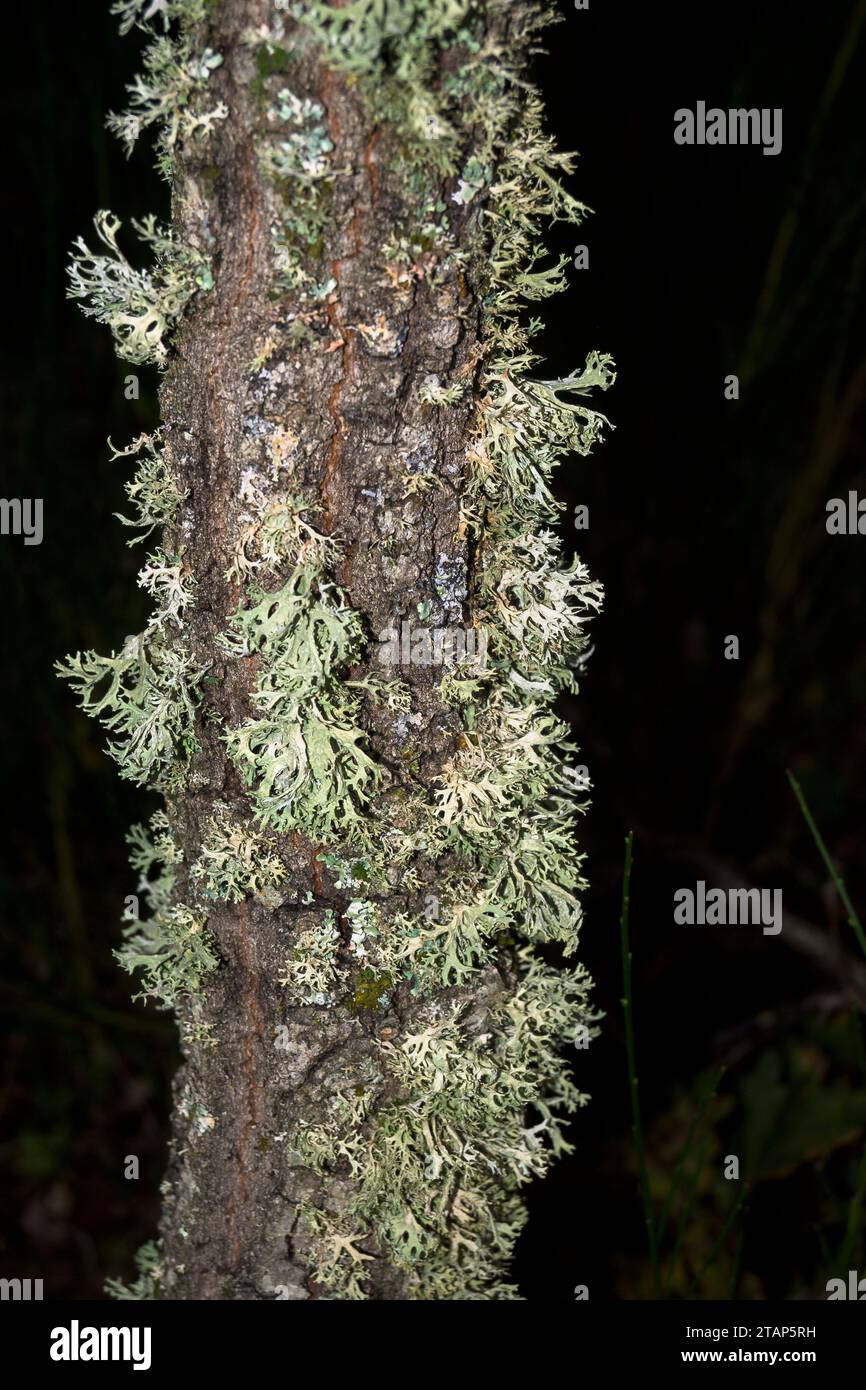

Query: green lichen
left=260, top=81, right=340, bottom=301
left=56, top=432, right=203, bottom=792
left=57, top=428, right=203, bottom=794
left=111, top=1, right=204, bottom=37
left=119, top=900, right=217, bottom=1009
left=110, top=430, right=187, bottom=543
left=61, top=3, right=222, bottom=1049
left=67, top=2, right=219, bottom=372
left=56, top=632, right=203, bottom=791
left=227, top=494, right=335, bottom=586
left=279, top=910, right=341, bottom=1005
left=193, top=809, right=286, bottom=902
left=74, top=0, right=612, bottom=1304
left=263, top=88, right=333, bottom=180
left=290, top=0, right=477, bottom=80
left=294, top=951, right=598, bottom=1298
left=117, top=812, right=218, bottom=1009
left=221, top=567, right=379, bottom=838
left=66, top=211, right=211, bottom=366
left=108, top=0, right=227, bottom=175
left=269, top=0, right=612, bottom=1301
left=104, top=1239, right=164, bottom=1300
left=137, top=548, right=195, bottom=630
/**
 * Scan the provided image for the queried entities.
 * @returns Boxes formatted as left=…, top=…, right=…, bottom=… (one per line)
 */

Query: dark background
left=1, top=0, right=864, bottom=1300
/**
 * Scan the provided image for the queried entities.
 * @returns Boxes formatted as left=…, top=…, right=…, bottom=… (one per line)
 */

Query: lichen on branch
left=64, top=0, right=613, bottom=1302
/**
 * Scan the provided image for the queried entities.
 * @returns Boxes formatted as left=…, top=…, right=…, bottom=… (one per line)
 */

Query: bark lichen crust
left=61, top=0, right=614, bottom=1300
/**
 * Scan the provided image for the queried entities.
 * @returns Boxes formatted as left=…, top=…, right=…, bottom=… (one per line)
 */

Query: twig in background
left=787, top=770, right=866, bottom=961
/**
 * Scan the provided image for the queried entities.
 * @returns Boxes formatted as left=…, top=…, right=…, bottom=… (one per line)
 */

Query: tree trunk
left=63, top=0, right=613, bottom=1300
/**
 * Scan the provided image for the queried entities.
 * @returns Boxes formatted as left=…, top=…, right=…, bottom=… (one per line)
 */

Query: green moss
left=199, top=161, right=220, bottom=194
left=350, top=969, right=393, bottom=1013
left=252, top=42, right=293, bottom=100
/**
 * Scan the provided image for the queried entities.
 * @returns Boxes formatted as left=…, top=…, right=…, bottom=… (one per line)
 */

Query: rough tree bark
left=163, top=0, right=488, bottom=1301
left=62, top=0, right=614, bottom=1300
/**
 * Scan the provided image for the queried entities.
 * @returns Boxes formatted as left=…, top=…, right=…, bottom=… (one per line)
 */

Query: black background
left=1, top=0, right=864, bottom=1301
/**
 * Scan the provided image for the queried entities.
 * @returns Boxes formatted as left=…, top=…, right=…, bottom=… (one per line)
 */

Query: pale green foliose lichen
left=66, top=212, right=211, bottom=366
left=110, top=430, right=188, bottom=543
left=221, top=567, right=379, bottom=838
left=260, top=82, right=340, bottom=300
left=109, top=0, right=227, bottom=174
left=193, top=809, right=287, bottom=902
left=104, top=1239, right=164, bottom=1300
left=56, top=632, right=203, bottom=791
left=117, top=812, right=218, bottom=1009
left=279, top=910, right=342, bottom=1005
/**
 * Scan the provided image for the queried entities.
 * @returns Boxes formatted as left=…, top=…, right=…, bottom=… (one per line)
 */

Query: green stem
left=787, top=770, right=866, bottom=960
left=665, top=1137, right=707, bottom=1296
left=852, top=1010, right=866, bottom=1085
left=813, top=1218, right=832, bottom=1271
left=728, top=1221, right=747, bottom=1300
left=655, top=1066, right=725, bottom=1251
left=839, top=1143, right=866, bottom=1273
left=619, top=832, right=662, bottom=1296
left=790, top=777, right=866, bottom=1279
left=688, top=1188, right=749, bottom=1298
